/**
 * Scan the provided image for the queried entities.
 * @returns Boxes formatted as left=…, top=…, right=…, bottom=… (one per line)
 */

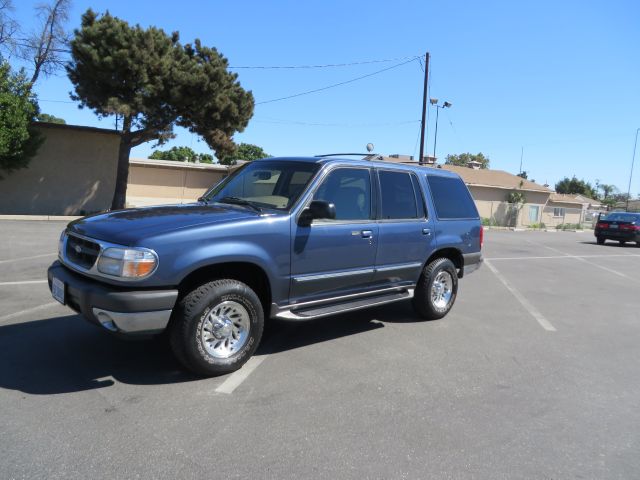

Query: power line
left=255, top=117, right=420, bottom=127
left=229, top=55, right=420, bottom=69
left=256, top=57, right=419, bottom=105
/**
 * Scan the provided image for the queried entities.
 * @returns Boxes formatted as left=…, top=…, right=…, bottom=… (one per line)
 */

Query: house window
left=553, top=207, right=565, bottom=217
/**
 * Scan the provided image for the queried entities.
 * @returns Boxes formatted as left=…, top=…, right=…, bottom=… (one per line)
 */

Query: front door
left=290, top=167, right=377, bottom=304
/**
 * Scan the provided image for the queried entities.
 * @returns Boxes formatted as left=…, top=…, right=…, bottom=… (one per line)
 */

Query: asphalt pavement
left=1, top=222, right=639, bottom=479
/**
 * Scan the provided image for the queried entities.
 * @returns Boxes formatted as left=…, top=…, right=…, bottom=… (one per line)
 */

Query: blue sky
left=8, top=0, right=640, bottom=195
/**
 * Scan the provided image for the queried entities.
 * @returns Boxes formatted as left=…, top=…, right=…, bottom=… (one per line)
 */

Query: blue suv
left=48, top=157, right=483, bottom=376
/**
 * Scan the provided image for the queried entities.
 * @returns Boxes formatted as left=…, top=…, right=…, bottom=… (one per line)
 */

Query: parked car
left=48, top=156, right=483, bottom=376
left=594, top=212, right=640, bottom=246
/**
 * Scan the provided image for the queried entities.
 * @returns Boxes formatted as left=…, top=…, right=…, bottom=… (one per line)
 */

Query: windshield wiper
left=218, top=196, right=262, bottom=213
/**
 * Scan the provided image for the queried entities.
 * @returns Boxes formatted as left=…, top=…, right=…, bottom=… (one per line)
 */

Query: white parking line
left=0, top=301, right=60, bottom=324
left=0, top=280, right=48, bottom=286
left=484, top=260, right=556, bottom=332
left=487, top=253, right=640, bottom=261
left=0, top=253, right=56, bottom=264
left=214, top=355, right=268, bottom=394
left=530, top=242, right=638, bottom=283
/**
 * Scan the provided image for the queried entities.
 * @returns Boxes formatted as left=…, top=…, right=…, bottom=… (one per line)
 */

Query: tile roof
left=549, top=193, right=585, bottom=205
left=439, top=165, right=552, bottom=193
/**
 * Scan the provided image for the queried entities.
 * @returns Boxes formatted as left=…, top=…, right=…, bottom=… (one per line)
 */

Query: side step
left=276, top=289, right=414, bottom=321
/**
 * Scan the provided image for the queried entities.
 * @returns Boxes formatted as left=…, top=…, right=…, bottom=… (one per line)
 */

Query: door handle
left=422, top=228, right=432, bottom=236
left=361, top=230, right=373, bottom=238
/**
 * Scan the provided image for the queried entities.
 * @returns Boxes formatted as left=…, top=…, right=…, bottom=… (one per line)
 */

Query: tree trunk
left=111, top=136, right=132, bottom=210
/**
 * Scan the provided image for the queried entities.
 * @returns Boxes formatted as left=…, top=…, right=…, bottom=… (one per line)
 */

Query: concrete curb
left=0, top=215, right=81, bottom=221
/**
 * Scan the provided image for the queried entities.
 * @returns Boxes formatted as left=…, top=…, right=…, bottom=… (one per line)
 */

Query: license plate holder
left=52, top=276, right=65, bottom=305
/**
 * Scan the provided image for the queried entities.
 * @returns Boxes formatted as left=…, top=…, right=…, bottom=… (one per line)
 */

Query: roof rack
left=314, top=153, right=383, bottom=160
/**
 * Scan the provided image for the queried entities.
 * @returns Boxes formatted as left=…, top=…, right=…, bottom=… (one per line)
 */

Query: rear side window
left=426, top=175, right=478, bottom=219
left=378, top=170, right=418, bottom=219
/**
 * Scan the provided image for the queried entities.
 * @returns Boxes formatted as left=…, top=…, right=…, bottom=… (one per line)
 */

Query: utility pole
left=519, top=146, right=524, bottom=174
left=626, top=128, right=639, bottom=212
left=418, top=52, right=430, bottom=165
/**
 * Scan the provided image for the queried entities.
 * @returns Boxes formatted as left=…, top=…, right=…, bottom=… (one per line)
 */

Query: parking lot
left=1, top=220, right=639, bottom=479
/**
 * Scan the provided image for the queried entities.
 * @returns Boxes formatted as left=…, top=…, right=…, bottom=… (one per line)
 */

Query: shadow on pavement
left=579, top=241, right=640, bottom=248
left=0, top=302, right=425, bottom=394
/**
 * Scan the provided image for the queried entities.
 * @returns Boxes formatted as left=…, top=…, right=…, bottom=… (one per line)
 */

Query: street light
left=430, top=99, right=452, bottom=160
left=626, top=128, right=639, bottom=212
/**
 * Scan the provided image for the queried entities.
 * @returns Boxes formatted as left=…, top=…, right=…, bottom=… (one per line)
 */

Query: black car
left=594, top=212, right=640, bottom=246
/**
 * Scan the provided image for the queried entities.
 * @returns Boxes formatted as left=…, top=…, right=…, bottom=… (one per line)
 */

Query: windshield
left=601, top=212, right=640, bottom=222
left=203, top=160, right=320, bottom=210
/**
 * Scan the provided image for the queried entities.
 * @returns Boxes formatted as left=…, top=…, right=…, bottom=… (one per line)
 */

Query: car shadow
left=0, top=302, right=425, bottom=395
left=579, top=240, right=640, bottom=247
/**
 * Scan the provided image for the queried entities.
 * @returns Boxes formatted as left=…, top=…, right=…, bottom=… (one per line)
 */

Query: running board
left=275, top=288, right=414, bottom=321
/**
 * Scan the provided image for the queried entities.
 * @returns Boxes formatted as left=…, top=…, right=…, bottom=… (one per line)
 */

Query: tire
left=170, top=279, right=264, bottom=376
left=596, top=236, right=605, bottom=245
left=619, top=240, right=626, bottom=246
left=412, top=258, right=458, bottom=320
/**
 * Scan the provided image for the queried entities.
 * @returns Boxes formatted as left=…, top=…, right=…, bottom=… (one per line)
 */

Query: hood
left=68, top=203, right=257, bottom=245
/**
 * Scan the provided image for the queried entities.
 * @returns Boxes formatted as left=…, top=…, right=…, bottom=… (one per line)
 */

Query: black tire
left=412, top=258, right=458, bottom=320
left=619, top=240, right=626, bottom=246
left=169, top=279, right=264, bottom=377
left=596, top=236, right=605, bottom=245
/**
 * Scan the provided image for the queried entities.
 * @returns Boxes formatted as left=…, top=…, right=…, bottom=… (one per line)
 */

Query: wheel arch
left=423, top=248, right=464, bottom=278
left=177, top=262, right=272, bottom=315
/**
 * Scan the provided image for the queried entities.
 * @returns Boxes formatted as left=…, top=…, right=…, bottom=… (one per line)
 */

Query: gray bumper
left=48, top=261, right=178, bottom=335
left=462, top=252, right=483, bottom=276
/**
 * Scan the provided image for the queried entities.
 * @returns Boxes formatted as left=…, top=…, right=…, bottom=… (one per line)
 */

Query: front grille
left=66, top=234, right=101, bottom=270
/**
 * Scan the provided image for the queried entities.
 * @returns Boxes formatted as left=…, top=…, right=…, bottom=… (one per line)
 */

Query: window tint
left=426, top=175, right=478, bottom=219
left=313, top=168, right=371, bottom=221
left=378, top=170, right=418, bottom=219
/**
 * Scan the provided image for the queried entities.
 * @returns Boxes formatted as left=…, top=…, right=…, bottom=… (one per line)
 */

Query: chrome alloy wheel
left=200, top=301, right=251, bottom=359
left=430, top=271, right=453, bottom=309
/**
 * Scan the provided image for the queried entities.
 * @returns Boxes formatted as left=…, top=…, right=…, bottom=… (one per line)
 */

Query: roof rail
left=314, top=153, right=383, bottom=160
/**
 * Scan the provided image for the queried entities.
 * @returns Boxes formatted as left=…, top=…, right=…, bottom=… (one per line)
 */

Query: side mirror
left=298, top=200, right=336, bottom=226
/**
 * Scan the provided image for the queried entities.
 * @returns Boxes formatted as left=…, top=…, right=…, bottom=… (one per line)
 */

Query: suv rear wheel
left=170, top=279, right=264, bottom=376
left=412, top=258, right=458, bottom=320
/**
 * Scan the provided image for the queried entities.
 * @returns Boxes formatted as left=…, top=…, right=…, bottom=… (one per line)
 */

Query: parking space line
left=487, top=253, right=640, bottom=261
left=530, top=242, right=639, bottom=283
left=484, top=260, right=556, bottom=332
left=0, top=280, right=48, bottom=286
left=0, top=253, right=56, bottom=264
left=214, top=355, right=268, bottom=394
left=0, top=301, right=60, bottom=324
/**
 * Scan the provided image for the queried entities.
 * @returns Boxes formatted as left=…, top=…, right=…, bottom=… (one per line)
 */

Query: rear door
left=290, top=167, right=378, bottom=303
left=372, top=169, right=434, bottom=287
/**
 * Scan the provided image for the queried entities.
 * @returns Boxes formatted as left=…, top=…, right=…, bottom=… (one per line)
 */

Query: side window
left=378, top=170, right=418, bottom=220
left=426, top=175, right=479, bottom=219
left=411, top=174, right=426, bottom=218
left=313, top=168, right=371, bottom=221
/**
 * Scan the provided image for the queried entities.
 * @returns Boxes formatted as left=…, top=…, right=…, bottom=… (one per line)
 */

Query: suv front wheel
left=170, top=279, right=264, bottom=376
left=412, top=258, right=458, bottom=320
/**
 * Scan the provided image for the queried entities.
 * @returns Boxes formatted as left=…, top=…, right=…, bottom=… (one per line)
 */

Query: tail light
left=596, top=222, right=607, bottom=229
left=620, top=224, right=640, bottom=231
left=479, top=225, right=484, bottom=249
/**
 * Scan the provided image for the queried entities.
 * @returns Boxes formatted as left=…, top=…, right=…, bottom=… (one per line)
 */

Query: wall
left=0, top=123, right=119, bottom=215
left=468, top=186, right=550, bottom=227
left=542, top=203, right=583, bottom=227
left=126, top=159, right=231, bottom=207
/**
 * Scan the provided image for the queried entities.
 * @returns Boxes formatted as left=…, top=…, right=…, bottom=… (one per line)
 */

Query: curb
left=0, top=215, right=81, bottom=221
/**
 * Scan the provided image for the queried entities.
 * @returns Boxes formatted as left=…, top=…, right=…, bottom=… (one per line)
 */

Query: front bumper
left=47, top=261, right=178, bottom=335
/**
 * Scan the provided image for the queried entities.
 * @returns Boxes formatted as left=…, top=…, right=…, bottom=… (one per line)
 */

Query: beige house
left=543, top=193, right=584, bottom=227
left=0, top=122, right=120, bottom=215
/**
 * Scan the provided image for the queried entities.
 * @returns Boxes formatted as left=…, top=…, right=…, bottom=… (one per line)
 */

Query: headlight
left=58, top=230, right=66, bottom=258
left=97, top=247, right=158, bottom=279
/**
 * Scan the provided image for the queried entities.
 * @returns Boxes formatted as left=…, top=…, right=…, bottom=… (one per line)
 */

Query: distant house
left=543, top=193, right=584, bottom=227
